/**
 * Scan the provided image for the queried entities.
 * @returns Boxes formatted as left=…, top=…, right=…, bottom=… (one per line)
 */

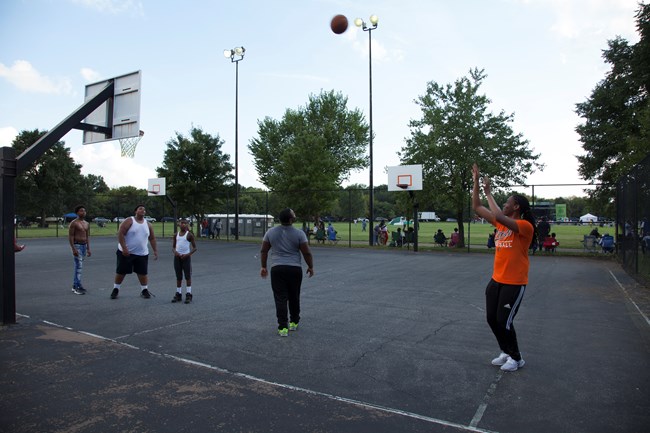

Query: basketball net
left=119, top=130, right=144, bottom=158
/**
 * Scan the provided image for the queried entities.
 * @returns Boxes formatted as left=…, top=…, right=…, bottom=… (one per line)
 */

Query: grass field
left=15, top=220, right=613, bottom=251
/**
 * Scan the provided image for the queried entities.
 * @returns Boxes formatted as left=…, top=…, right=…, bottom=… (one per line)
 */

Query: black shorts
left=115, top=250, right=149, bottom=275
left=174, top=255, right=192, bottom=280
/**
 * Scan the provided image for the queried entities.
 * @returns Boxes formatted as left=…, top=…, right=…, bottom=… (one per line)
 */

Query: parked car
left=144, top=216, right=157, bottom=222
left=93, top=217, right=110, bottom=227
left=113, top=217, right=126, bottom=223
left=161, top=216, right=175, bottom=222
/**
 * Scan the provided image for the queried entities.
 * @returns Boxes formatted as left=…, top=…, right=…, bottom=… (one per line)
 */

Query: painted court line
left=469, top=370, right=504, bottom=427
left=26, top=316, right=499, bottom=433
left=609, top=270, right=650, bottom=327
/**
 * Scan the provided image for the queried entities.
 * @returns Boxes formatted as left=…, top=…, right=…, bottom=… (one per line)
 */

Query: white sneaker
left=491, top=352, right=509, bottom=366
left=500, top=356, right=525, bottom=372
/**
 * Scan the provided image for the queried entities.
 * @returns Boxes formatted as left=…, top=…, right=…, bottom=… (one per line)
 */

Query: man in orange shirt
left=472, top=164, right=536, bottom=372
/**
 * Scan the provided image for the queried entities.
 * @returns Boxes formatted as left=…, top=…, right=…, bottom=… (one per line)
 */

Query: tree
left=13, top=129, right=86, bottom=225
left=249, top=90, right=368, bottom=221
left=576, top=4, right=650, bottom=199
left=156, top=127, right=233, bottom=221
left=400, top=69, right=542, bottom=247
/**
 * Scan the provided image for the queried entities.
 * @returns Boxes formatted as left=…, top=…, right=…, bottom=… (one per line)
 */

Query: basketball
left=330, top=14, right=348, bottom=34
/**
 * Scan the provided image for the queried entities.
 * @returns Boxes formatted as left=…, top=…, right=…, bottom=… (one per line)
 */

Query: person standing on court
left=472, top=163, right=536, bottom=372
left=110, top=204, right=158, bottom=299
left=69, top=204, right=91, bottom=295
left=259, top=208, right=314, bottom=337
left=171, top=218, right=197, bottom=304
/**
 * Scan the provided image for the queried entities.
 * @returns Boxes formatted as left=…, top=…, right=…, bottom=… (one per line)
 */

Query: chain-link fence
left=616, top=154, right=650, bottom=283
left=16, top=184, right=618, bottom=253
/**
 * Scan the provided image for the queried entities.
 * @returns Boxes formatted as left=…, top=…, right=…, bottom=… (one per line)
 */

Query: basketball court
left=1, top=236, right=649, bottom=432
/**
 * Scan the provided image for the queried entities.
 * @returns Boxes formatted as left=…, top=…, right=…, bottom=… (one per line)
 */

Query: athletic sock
left=186, top=286, right=192, bottom=294
left=113, top=284, right=121, bottom=289
left=141, top=285, right=148, bottom=291
left=176, top=287, right=182, bottom=293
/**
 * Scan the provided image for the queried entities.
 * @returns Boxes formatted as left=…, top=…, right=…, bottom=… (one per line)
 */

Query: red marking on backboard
left=397, top=175, right=413, bottom=187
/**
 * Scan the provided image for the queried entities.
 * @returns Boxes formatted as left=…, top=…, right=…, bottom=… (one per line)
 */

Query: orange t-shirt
left=492, top=219, right=534, bottom=285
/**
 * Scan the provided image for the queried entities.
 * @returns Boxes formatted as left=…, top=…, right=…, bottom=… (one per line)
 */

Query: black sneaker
left=110, top=288, right=119, bottom=299
left=141, top=289, right=151, bottom=299
left=72, top=286, right=85, bottom=295
left=171, top=292, right=182, bottom=303
left=184, top=293, right=193, bottom=304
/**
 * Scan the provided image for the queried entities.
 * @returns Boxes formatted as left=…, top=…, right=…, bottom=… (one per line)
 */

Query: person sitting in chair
left=327, top=223, right=337, bottom=243
left=449, top=228, right=460, bottom=247
left=434, top=229, right=448, bottom=247
left=599, top=233, right=615, bottom=253
left=542, top=232, right=559, bottom=253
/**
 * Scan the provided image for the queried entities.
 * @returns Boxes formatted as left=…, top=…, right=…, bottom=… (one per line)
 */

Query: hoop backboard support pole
left=0, top=81, right=116, bottom=325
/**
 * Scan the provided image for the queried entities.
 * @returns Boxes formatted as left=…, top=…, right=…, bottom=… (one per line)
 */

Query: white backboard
left=147, top=177, right=166, bottom=196
left=387, top=164, right=423, bottom=191
left=82, top=70, right=141, bottom=145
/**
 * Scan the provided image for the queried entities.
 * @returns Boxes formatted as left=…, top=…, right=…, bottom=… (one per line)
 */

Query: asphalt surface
left=1, top=236, right=649, bottom=433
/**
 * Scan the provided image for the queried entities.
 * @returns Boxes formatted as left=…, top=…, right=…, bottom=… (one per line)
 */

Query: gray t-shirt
left=263, top=225, right=308, bottom=268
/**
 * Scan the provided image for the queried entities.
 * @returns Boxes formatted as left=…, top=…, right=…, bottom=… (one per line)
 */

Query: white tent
left=580, top=213, right=598, bottom=223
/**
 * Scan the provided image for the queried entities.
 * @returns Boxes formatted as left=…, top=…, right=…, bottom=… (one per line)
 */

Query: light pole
left=355, top=15, right=378, bottom=246
left=224, top=46, right=245, bottom=240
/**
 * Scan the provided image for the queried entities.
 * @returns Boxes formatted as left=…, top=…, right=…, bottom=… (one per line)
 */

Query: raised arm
left=472, top=163, right=496, bottom=225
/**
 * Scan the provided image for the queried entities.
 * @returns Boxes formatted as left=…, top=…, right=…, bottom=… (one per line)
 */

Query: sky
left=0, top=0, right=643, bottom=199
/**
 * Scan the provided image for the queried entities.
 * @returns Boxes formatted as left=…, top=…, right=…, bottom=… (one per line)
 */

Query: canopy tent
left=63, top=212, right=77, bottom=219
left=580, top=213, right=598, bottom=223
left=388, top=217, right=414, bottom=226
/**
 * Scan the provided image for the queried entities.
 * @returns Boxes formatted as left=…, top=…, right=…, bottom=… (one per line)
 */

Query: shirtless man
left=69, top=204, right=91, bottom=295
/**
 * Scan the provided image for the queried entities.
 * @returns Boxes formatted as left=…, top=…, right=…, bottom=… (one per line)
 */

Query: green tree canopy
left=249, top=90, right=369, bottom=220
left=400, top=69, right=541, bottom=246
left=576, top=3, right=650, bottom=198
left=156, top=126, right=233, bottom=220
left=13, top=129, right=87, bottom=224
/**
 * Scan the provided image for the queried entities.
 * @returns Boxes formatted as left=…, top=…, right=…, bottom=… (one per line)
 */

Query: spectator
left=433, top=229, right=448, bottom=247
left=537, top=217, right=551, bottom=250
left=600, top=233, right=615, bottom=253
left=542, top=232, right=559, bottom=253
left=449, top=228, right=460, bottom=247
left=487, top=229, right=496, bottom=249
left=589, top=227, right=601, bottom=239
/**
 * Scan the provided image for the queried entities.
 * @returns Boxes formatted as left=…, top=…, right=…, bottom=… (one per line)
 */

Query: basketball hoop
left=396, top=183, right=409, bottom=190
left=119, top=130, right=144, bottom=158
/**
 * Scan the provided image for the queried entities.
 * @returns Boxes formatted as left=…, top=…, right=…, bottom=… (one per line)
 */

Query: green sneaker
left=289, top=322, right=298, bottom=331
left=278, top=328, right=288, bottom=337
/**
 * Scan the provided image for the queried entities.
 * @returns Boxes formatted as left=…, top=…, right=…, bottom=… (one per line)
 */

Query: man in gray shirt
left=260, top=208, right=314, bottom=337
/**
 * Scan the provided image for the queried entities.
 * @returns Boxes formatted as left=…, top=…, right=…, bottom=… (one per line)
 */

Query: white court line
left=470, top=370, right=504, bottom=427
left=114, top=320, right=192, bottom=340
left=609, top=270, right=650, bottom=327
left=21, top=316, right=499, bottom=433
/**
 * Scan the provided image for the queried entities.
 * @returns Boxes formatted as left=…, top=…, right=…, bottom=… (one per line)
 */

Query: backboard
left=387, top=164, right=423, bottom=191
left=147, top=177, right=166, bottom=196
left=82, top=70, right=141, bottom=145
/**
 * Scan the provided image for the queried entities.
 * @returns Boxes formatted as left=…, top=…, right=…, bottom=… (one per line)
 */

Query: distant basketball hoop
left=119, top=130, right=144, bottom=158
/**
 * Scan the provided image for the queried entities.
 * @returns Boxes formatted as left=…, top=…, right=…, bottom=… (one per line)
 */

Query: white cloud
left=518, top=0, right=640, bottom=40
left=72, top=142, right=157, bottom=188
left=0, top=127, right=18, bottom=146
left=80, top=67, right=101, bottom=82
left=349, top=26, right=400, bottom=63
left=0, top=60, right=73, bottom=94
left=70, top=0, right=144, bottom=15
